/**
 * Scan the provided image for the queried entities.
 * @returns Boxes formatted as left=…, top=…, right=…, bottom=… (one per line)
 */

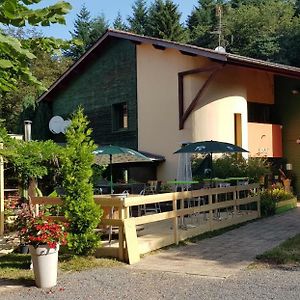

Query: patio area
left=31, top=183, right=261, bottom=264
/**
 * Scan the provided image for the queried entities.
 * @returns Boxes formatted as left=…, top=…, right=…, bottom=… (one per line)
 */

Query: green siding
left=35, top=38, right=138, bottom=149
left=32, top=102, right=52, bottom=141
left=275, top=76, right=300, bottom=196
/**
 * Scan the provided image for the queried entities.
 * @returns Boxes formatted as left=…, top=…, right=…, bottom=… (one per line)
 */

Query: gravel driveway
left=2, top=265, right=300, bottom=300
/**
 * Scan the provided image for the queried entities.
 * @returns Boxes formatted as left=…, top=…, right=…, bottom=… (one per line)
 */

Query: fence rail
left=31, top=183, right=261, bottom=264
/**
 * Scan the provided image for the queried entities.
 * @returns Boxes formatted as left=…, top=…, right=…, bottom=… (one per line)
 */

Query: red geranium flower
left=17, top=203, right=68, bottom=248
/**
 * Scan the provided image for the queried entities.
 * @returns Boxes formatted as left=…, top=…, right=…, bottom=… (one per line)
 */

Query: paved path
left=130, top=207, right=300, bottom=278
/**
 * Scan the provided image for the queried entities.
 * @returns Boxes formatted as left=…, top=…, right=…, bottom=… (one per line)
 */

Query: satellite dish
left=215, top=46, right=226, bottom=53
left=49, top=116, right=64, bottom=134
left=62, top=120, right=71, bottom=133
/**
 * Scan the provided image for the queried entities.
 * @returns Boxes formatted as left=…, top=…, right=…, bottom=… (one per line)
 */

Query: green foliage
left=91, top=164, right=106, bottom=186
left=187, top=0, right=223, bottom=48
left=0, top=127, right=60, bottom=188
left=192, top=154, right=270, bottom=182
left=0, top=0, right=72, bottom=93
left=247, top=157, right=271, bottom=182
left=256, top=234, right=300, bottom=265
left=224, top=0, right=297, bottom=61
left=0, top=30, right=72, bottom=132
left=65, top=5, right=109, bottom=60
left=127, top=0, right=149, bottom=35
left=147, top=0, right=186, bottom=42
left=60, top=107, right=102, bottom=255
left=113, top=11, right=127, bottom=31
left=260, top=188, right=294, bottom=217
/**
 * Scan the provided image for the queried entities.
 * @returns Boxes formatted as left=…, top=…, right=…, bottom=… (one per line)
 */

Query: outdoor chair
left=139, top=181, right=162, bottom=214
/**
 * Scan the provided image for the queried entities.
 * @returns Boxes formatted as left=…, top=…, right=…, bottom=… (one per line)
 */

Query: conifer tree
left=113, top=11, right=127, bottom=31
left=90, top=14, right=110, bottom=42
left=66, top=5, right=109, bottom=60
left=147, top=0, right=186, bottom=42
left=187, top=0, right=223, bottom=48
left=66, top=4, right=92, bottom=60
left=127, top=0, right=149, bottom=35
left=61, top=107, right=102, bottom=255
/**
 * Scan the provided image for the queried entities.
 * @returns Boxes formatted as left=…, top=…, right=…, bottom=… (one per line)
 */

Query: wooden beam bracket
left=178, top=64, right=225, bottom=130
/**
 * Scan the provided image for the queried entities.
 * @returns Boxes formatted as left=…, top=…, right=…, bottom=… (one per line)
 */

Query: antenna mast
left=216, top=5, right=222, bottom=48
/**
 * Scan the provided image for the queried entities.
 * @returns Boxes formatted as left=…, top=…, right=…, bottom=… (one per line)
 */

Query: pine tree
left=187, top=0, right=223, bottom=48
left=66, top=5, right=92, bottom=60
left=90, top=14, right=110, bottom=43
left=127, top=0, right=149, bottom=35
left=65, top=6, right=109, bottom=61
left=113, top=11, right=127, bottom=30
left=147, top=0, right=186, bottom=42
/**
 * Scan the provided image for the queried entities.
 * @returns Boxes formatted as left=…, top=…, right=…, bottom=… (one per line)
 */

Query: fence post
left=208, top=194, right=213, bottom=231
left=118, top=198, right=125, bottom=261
left=172, top=196, right=178, bottom=245
left=233, top=188, right=237, bottom=216
left=256, top=187, right=261, bottom=218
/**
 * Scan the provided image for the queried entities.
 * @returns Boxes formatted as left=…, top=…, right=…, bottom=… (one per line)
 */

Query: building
left=33, top=29, right=300, bottom=193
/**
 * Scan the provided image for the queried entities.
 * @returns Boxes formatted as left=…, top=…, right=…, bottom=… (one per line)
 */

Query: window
left=112, top=102, right=128, bottom=130
left=247, top=102, right=279, bottom=124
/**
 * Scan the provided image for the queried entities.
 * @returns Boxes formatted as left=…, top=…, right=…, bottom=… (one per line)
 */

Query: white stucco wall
left=136, top=44, right=273, bottom=180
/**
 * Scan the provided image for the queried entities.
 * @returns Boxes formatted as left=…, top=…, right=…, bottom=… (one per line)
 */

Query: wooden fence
left=31, top=183, right=261, bottom=264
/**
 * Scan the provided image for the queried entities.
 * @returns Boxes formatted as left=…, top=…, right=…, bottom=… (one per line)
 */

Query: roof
left=139, top=151, right=165, bottom=162
left=38, top=29, right=300, bottom=103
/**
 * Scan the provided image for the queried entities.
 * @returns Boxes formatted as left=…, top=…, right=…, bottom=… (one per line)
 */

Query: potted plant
left=17, top=203, right=68, bottom=288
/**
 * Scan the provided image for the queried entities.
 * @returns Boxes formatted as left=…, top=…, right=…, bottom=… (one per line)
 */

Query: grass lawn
left=256, top=233, right=300, bottom=265
left=0, top=251, right=123, bottom=283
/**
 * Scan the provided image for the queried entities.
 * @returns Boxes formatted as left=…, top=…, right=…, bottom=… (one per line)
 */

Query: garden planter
left=19, top=244, right=29, bottom=254
left=29, top=244, right=59, bottom=288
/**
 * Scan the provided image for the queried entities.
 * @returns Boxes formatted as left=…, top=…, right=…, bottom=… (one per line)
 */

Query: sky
left=32, top=0, right=198, bottom=39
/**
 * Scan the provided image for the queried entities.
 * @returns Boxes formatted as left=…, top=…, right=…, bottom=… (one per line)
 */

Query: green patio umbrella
left=174, top=140, right=248, bottom=183
left=93, top=145, right=152, bottom=193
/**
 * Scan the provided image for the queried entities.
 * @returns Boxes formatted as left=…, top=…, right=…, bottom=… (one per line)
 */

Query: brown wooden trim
left=109, top=31, right=227, bottom=61
left=178, top=74, right=184, bottom=130
left=227, top=58, right=300, bottom=79
left=38, top=28, right=300, bottom=104
left=178, top=65, right=221, bottom=77
left=179, top=64, right=225, bottom=129
left=180, top=50, right=197, bottom=57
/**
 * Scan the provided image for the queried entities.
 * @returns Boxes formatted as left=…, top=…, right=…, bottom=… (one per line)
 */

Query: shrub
left=192, top=154, right=270, bottom=182
left=60, top=108, right=102, bottom=255
left=260, top=188, right=294, bottom=217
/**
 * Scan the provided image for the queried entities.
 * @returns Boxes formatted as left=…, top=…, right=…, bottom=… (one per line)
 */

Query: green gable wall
left=35, top=38, right=138, bottom=149
left=275, top=76, right=300, bottom=196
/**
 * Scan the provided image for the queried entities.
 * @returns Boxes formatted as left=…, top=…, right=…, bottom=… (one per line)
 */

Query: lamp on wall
left=286, top=163, right=293, bottom=171
left=296, top=137, right=300, bottom=144
left=291, top=89, right=299, bottom=95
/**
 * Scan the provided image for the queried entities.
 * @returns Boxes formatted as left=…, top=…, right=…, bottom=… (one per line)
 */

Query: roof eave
left=227, top=56, right=300, bottom=79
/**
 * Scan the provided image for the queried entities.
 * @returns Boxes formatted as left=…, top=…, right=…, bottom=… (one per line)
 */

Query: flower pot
left=19, top=244, right=29, bottom=254
left=29, top=244, right=59, bottom=288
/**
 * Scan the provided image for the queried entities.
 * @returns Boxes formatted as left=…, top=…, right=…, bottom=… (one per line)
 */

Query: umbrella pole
left=109, top=154, right=113, bottom=194
left=109, top=154, right=113, bottom=243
